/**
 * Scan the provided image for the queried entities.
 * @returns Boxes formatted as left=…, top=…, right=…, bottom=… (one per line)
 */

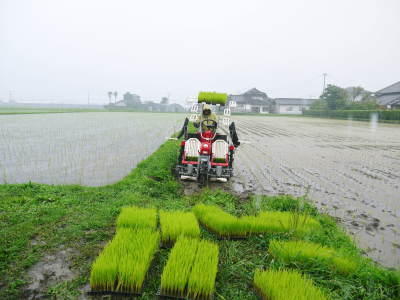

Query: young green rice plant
left=90, top=228, right=159, bottom=293
left=159, top=210, right=200, bottom=244
left=253, top=210, right=320, bottom=236
left=160, top=236, right=199, bottom=297
left=116, top=206, right=157, bottom=231
left=269, top=240, right=358, bottom=275
left=193, top=204, right=320, bottom=238
left=253, top=269, right=328, bottom=300
left=187, top=240, right=219, bottom=300
left=193, top=203, right=250, bottom=237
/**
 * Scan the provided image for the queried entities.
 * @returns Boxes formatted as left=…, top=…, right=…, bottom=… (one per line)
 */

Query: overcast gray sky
left=1, top=0, right=399, bottom=104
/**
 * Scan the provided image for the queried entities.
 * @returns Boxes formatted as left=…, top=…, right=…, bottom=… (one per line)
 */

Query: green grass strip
left=116, top=206, right=157, bottom=230
left=159, top=210, right=200, bottom=244
left=269, top=240, right=358, bottom=275
left=254, top=269, right=328, bottom=300
left=187, top=240, right=219, bottom=299
left=160, top=236, right=199, bottom=297
left=90, top=228, right=159, bottom=293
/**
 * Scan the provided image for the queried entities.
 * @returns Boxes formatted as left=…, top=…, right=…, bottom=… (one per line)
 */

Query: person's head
left=203, top=104, right=211, bottom=116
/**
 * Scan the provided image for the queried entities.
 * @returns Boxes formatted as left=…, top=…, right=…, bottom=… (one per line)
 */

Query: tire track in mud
left=231, top=116, right=400, bottom=268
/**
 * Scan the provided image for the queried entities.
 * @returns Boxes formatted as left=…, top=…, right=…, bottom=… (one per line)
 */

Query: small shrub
left=90, top=228, right=159, bottom=293
left=159, top=210, right=200, bottom=244
left=254, top=269, right=328, bottom=300
left=116, top=206, right=157, bottom=230
left=269, top=240, right=358, bottom=275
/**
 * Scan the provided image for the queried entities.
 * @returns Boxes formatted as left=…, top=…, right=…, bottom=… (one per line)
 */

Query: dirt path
left=230, top=116, right=400, bottom=268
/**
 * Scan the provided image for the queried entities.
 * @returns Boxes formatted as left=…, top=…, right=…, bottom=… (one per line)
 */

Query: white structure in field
left=274, top=98, right=317, bottom=114
left=229, top=88, right=317, bottom=115
left=229, top=88, right=274, bottom=114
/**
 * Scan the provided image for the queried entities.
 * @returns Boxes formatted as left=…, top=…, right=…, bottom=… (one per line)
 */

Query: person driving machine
left=193, top=104, right=218, bottom=131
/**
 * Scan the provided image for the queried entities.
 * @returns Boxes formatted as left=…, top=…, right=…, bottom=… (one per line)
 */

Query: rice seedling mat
left=159, top=237, right=218, bottom=300
left=159, top=210, right=200, bottom=246
left=253, top=269, right=328, bottom=300
left=86, top=290, right=141, bottom=297
left=200, top=223, right=248, bottom=240
left=89, top=228, right=160, bottom=295
left=156, top=288, right=214, bottom=300
left=269, top=240, right=358, bottom=275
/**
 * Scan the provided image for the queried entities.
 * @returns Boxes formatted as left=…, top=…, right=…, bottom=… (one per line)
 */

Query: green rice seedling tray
left=159, top=210, right=200, bottom=245
left=198, top=91, right=227, bottom=105
left=253, top=269, right=328, bottom=300
left=156, top=288, right=214, bottom=300
left=156, top=287, right=187, bottom=299
left=253, top=286, right=264, bottom=300
left=90, top=228, right=160, bottom=294
left=87, top=290, right=141, bottom=297
left=200, top=223, right=248, bottom=240
left=116, top=206, right=157, bottom=230
left=160, top=237, right=218, bottom=300
left=269, top=240, right=358, bottom=275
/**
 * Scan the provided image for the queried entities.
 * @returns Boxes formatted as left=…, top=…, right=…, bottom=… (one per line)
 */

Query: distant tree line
left=105, top=91, right=184, bottom=112
left=311, top=85, right=378, bottom=111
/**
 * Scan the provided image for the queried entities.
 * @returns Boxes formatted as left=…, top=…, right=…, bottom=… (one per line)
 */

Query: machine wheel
left=198, top=173, right=208, bottom=187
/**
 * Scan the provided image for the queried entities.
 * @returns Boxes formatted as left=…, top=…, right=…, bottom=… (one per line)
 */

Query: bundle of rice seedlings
left=254, top=269, right=328, bottom=300
left=160, top=236, right=199, bottom=297
left=193, top=204, right=320, bottom=238
left=187, top=240, right=219, bottom=300
left=90, top=228, right=159, bottom=293
left=193, top=204, right=250, bottom=237
left=159, top=210, right=200, bottom=244
left=116, top=206, right=157, bottom=230
left=269, top=240, right=358, bottom=275
left=253, top=211, right=320, bottom=235
left=198, top=91, right=227, bottom=105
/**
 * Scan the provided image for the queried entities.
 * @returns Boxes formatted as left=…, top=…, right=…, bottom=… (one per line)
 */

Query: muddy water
left=0, top=112, right=182, bottom=186
left=230, top=116, right=400, bottom=268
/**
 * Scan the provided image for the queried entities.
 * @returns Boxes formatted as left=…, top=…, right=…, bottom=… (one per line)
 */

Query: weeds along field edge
left=0, top=138, right=399, bottom=299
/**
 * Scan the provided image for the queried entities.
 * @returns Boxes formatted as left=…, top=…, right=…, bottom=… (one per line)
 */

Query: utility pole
left=322, top=73, right=327, bottom=95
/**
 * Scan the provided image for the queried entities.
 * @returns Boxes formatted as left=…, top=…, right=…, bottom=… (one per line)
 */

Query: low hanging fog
left=1, top=0, right=399, bottom=104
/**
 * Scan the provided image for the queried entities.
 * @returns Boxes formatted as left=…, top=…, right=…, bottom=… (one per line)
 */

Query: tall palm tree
left=107, top=91, right=112, bottom=104
left=113, top=91, right=118, bottom=104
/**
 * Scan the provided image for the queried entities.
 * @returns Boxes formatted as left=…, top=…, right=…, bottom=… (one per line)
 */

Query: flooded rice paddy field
left=231, top=116, right=400, bottom=268
left=1, top=112, right=399, bottom=268
left=0, top=112, right=182, bottom=186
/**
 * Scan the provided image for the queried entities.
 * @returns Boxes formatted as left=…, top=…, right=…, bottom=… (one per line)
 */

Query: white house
left=229, top=88, right=274, bottom=114
left=375, top=81, right=400, bottom=110
left=274, top=98, right=317, bottom=114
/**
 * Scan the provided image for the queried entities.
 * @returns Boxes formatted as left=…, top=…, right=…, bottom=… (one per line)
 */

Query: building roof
left=229, top=88, right=271, bottom=105
left=243, top=88, right=267, bottom=96
left=274, top=98, right=317, bottom=105
left=376, top=81, right=400, bottom=95
left=377, top=94, right=400, bottom=106
left=229, top=94, right=270, bottom=105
